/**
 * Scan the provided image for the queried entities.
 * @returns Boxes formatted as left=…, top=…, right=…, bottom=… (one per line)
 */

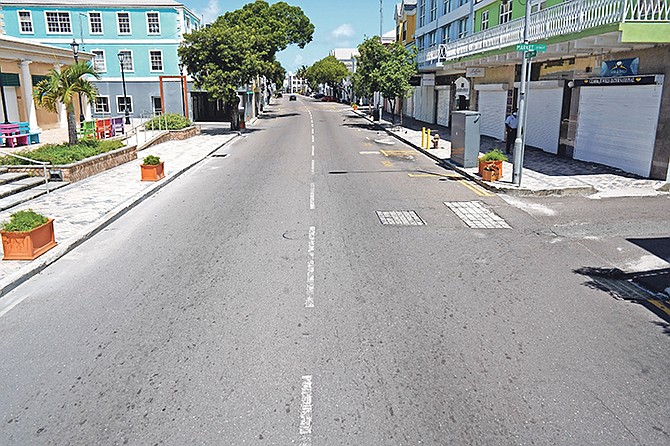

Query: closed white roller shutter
left=478, top=90, right=507, bottom=140
left=403, top=92, right=414, bottom=117
left=574, top=85, right=662, bottom=177
left=436, top=87, right=450, bottom=127
left=413, top=86, right=435, bottom=123
left=525, top=83, right=563, bottom=154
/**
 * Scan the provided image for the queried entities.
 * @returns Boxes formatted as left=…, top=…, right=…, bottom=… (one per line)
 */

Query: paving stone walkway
left=0, top=126, right=237, bottom=296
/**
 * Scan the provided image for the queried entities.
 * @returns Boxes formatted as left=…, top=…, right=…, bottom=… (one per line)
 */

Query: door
left=524, top=83, right=564, bottom=154
left=412, top=86, right=435, bottom=123
left=477, top=90, right=507, bottom=140
left=151, top=97, right=162, bottom=116
left=436, top=87, right=451, bottom=127
left=573, top=84, right=662, bottom=177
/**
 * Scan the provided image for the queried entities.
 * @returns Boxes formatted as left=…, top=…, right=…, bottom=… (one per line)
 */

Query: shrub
left=481, top=148, right=508, bottom=162
left=2, top=209, right=49, bottom=232
left=0, top=139, right=124, bottom=166
left=144, top=113, right=191, bottom=130
left=143, top=155, right=161, bottom=165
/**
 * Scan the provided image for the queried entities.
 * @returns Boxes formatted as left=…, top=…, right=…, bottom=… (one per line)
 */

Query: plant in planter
left=1, top=209, right=57, bottom=260
left=140, top=155, right=165, bottom=181
left=478, top=148, right=508, bottom=180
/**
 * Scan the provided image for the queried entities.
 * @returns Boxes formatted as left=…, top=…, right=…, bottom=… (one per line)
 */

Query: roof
left=0, top=34, right=93, bottom=63
left=0, top=0, right=183, bottom=6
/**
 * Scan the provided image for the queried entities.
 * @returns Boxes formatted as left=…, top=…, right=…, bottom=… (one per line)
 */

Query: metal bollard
left=426, top=129, right=431, bottom=149
left=432, top=133, right=440, bottom=150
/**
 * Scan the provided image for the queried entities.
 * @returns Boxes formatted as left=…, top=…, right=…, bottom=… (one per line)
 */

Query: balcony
left=419, top=0, right=670, bottom=66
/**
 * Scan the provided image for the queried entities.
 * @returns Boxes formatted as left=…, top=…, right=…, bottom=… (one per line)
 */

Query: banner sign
left=573, top=75, right=658, bottom=87
left=466, top=67, right=485, bottom=78
left=600, top=58, right=639, bottom=77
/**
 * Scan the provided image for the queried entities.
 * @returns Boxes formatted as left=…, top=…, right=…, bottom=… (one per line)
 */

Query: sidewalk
left=362, top=109, right=669, bottom=198
left=0, top=124, right=238, bottom=303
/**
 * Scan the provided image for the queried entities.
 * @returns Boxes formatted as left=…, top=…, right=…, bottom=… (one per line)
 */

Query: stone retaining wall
left=141, top=126, right=201, bottom=150
left=6, top=145, right=137, bottom=183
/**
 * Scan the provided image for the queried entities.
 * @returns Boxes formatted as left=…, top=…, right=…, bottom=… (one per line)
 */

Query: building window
left=481, top=10, right=489, bottom=30
left=500, top=2, right=513, bottom=24
left=149, top=50, right=163, bottom=71
left=117, top=96, right=133, bottom=114
left=45, top=11, right=72, bottom=34
left=430, top=0, right=438, bottom=22
left=441, top=24, right=451, bottom=43
left=531, top=0, right=547, bottom=13
left=402, top=22, right=407, bottom=41
left=443, top=0, right=450, bottom=14
left=89, top=12, right=103, bottom=34
left=458, top=17, right=468, bottom=38
left=151, top=97, right=162, bottom=115
left=95, top=96, right=110, bottom=114
left=92, top=50, right=106, bottom=72
left=419, top=0, right=426, bottom=26
left=185, top=16, right=191, bottom=33
left=428, top=30, right=437, bottom=48
left=18, top=11, right=33, bottom=34
left=118, top=50, right=133, bottom=71
left=117, top=12, right=131, bottom=34
left=146, top=12, right=160, bottom=34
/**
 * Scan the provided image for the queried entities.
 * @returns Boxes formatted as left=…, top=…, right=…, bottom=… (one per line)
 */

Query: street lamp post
left=178, top=63, right=186, bottom=117
left=118, top=52, right=130, bottom=124
left=70, top=39, right=86, bottom=125
left=511, top=0, right=532, bottom=186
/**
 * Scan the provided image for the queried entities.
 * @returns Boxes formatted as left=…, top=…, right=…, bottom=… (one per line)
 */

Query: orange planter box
left=478, top=159, right=503, bottom=178
left=1, top=219, right=57, bottom=260
left=141, top=162, right=165, bottom=181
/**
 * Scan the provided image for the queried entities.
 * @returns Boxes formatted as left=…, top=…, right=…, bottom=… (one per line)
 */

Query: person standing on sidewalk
left=505, top=109, right=518, bottom=154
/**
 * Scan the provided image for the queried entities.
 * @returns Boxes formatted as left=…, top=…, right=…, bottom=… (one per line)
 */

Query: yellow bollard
left=421, top=127, right=426, bottom=148
left=426, top=129, right=431, bottom=149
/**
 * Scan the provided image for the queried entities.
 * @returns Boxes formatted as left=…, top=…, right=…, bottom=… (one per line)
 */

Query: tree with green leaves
left=353, top=37, right=417, bottom=124
left=305, top=56, right=349, bottom=97
left=33, top=61, right=100, bottom=145
left=179, top=0, right=314, bottom=129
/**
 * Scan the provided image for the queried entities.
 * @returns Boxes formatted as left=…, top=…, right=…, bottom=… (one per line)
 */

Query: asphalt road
left=0, top=97, right=668, bottom=445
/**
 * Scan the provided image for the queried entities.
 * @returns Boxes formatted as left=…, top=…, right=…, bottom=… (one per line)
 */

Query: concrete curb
left=0, top=133, right=239, bottom=307
left=351, top=110, right=600, bottom=197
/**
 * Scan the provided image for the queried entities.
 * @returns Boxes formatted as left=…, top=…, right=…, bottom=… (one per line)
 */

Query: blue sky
left=184, top=0, right=398, bottom=73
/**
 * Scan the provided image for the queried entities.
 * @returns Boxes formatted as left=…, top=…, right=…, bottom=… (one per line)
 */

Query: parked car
left=321, top=96, right=337, bottom=102
left=289, top=95, right=297, bottom=101
left=313, top=93, right=325, bottom=99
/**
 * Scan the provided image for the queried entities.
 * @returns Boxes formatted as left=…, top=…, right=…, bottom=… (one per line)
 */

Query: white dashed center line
left=306, top=226, right=315, bottom=308
left=299, top=375, right=313, bottom=445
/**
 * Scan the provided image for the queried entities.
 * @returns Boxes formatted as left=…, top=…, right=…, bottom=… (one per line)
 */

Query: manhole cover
left=445, top=201, right=510, bottom=229
left=376, top=210, right=425, bottom=226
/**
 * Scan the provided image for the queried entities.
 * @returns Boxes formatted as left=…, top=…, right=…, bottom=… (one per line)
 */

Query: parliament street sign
left=516, top=43, right=547, bottom=52
left=525, top=50, right=537, bottom=59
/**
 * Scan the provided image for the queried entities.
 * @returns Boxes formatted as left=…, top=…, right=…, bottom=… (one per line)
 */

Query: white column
left=18, top=60, right=41, bottom=133
left=53, top=63, right=67, bottom=129
left=83, top=95, right=92, bottom=120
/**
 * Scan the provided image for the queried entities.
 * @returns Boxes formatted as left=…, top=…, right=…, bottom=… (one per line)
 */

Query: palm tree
left=33, top=61, right=100, bottom=145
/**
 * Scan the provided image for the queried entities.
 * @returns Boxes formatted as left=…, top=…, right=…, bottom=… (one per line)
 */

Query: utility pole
left=512, top=0, right=532, bottom=186
left=380, top=0, right=383, bottom=37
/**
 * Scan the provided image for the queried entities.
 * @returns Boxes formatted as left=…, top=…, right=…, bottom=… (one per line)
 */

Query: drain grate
left=376, top=210, right=425, bottom=226
left=445, top=201, right=510, bottom=229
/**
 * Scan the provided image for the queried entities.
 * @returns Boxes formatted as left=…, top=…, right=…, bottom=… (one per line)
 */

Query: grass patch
left=0, top=139, right=125, bottom=165
left=145, top=113, right=192, bottom=131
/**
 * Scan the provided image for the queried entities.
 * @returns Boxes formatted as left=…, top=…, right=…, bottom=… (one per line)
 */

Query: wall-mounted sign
left=422, top=73, right=435, bottom=87
left=466, top=67, right=485, bottom=78
left=572, top=75, right=658, bottom=87
left=601, top=58, right=639, bottom=77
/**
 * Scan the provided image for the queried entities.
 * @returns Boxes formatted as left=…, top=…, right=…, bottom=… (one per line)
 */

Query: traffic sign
left=516, top=43, right=547, bottom=52
left=525, top=50, right=537, bottom=59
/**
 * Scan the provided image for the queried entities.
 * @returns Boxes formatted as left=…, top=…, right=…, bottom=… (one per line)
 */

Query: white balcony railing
left=419, top=0, right=670, bottom=65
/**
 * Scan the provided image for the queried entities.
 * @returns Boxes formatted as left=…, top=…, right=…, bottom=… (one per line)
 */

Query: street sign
left=516, top=43, right=547, bottom=52
left=525, top=50, right=537, bottom=59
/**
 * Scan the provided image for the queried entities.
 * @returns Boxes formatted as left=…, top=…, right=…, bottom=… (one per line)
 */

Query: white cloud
left=331, top=24, right=355, bottom=39
left=294, top=54, right=304, bottom=66
left=197, top=0, right=221, bottom=25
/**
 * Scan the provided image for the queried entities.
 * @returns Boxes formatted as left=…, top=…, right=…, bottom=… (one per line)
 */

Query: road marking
left=310, top=183, right=315, bottom=210
left=306, top=227, right=315, bottom=308
left=408, top=173, right=460, bottom=178
left=311, top=128, right=314, bottom=135
left=311, top=145, right=315, bottom=156
left=359, top=151, right=379, bottom=155
left=380, top=149, right=416, bottom=157
left=648, top=299, right=670, bottom=317
left=311, top=135, right=315, bottom=143
left=311, top=159, right=315, bottom=175
left=457, top=179, right=495, bottom=197
left=381, top=160, right=393, bottom=167
left=299, top=375, right=313, bottom=445
left=364, top=142, right=373, bottom=147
